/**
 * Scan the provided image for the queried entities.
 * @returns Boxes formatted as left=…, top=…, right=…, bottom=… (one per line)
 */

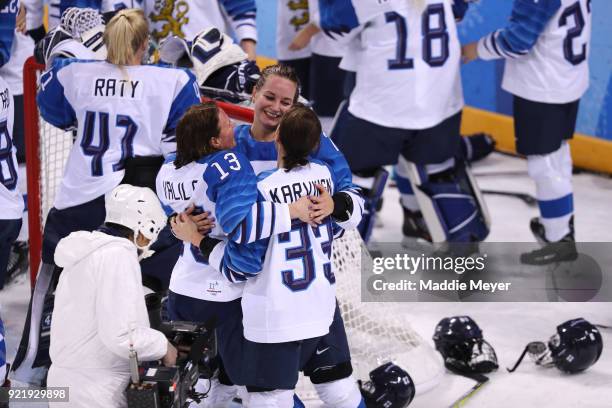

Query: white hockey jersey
left=156, top=150, right=292, bottom=302
left=37, top=59, right=200, bottom=210
left=477, top=0, right=592, bottom=104
left=210, top=160, right=341, bottom=343
left=0, top=76, right=23, bottom=220
left=308, top=0, right=347, bottom=58
left=142, top=0, right=257, bottom=46
left=276, top=0, right=311, bottom=61
left=344, top=0, right=463, bottom=129
left=0, top=30, right=34, bottom=95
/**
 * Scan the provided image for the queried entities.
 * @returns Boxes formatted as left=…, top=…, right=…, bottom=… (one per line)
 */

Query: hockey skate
left=5, top=242, right=29, bottom=286
left=520, top=217, right=577, bottom=265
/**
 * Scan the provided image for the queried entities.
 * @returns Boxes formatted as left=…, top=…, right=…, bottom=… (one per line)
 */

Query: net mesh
left=27, top=63, right=442, bottom=400
left=295, top=229, right=443, bottom=400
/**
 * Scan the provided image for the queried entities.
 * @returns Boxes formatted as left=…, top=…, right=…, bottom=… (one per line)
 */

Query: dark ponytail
left=277, top=104, right=321, bottom=172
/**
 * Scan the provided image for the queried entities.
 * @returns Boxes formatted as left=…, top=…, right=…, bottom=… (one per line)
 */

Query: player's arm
left=36, top=59, right=78, bottom=130
left=311, top=135, right=365, bottom=229
left=161, top=69, right=201, bottom=157
left=465, top=0, right=562, bottom=62
left=0, top=0, right=17, bottom=67
left=219, top=0, right=257, bottom=59
left=204, top=151, right=301, bottom=244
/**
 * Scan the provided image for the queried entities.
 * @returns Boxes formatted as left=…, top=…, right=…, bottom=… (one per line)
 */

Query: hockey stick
left=448, top=372, right=489, bottom=408
left=473, top=170, right=528, bottom=178
left=595, top=324, right=612, bottom=330
left=481, top=190, right=537, bottom=206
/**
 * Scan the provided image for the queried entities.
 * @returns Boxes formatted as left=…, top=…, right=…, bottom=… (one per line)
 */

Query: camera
left=126, top=294, right=217, bottom=408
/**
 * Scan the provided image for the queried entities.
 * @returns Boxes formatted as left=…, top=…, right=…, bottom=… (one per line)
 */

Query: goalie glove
left=204, top=60, right=260, bottom=94
left=189, top=27, right=248, bottom=88
left=35, top=27, right=103, bottom=67
left=158, top=35, right=193, bottom=67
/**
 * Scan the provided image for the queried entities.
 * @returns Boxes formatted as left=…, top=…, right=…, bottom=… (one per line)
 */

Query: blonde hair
left=104, top=9, right=149, bottom=65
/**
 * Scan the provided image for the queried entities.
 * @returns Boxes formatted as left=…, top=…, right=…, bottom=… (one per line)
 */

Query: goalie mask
left=105, top=184, right=167, bottom=259
left=61, top=7, right=107, bottom=60
left=433, top=316, right=498, bottom=374
left=508, top=318, right=603, bottom=374
left=358, top=363, right=415, bottom=408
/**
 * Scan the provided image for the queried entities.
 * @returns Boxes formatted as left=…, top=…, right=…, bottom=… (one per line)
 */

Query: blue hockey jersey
left=0, top=0, right=17, bottom=67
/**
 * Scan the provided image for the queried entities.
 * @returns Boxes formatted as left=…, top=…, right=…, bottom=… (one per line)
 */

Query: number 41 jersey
left=347, top=0, right=463, bottom=129
left=37, top=59, right=200, bottom=210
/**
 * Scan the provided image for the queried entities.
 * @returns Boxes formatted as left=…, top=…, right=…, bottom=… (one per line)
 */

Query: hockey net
left=23, top=56, right=443, bottom=399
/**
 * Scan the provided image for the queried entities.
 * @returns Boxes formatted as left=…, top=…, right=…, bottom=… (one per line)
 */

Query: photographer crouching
left=47, top=185, right=177, bottom=407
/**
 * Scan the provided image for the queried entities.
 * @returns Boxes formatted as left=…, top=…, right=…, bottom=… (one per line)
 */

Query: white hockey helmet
left=105, top=184, right=167, bottom=251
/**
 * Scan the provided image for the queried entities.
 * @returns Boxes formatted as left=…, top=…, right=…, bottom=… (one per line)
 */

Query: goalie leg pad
left=406, top=160, right=490, bottom=242
left=356, top=168, right=389, bottom=243
left=10, top=262, right=59, bottom=385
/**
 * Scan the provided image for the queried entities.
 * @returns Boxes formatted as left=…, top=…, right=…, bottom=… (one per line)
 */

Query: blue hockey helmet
left=549, top=318, right=603, bottom=373
left=359, top=362, right=415, bottom=408
left=433, top=316, right=498, bottom=374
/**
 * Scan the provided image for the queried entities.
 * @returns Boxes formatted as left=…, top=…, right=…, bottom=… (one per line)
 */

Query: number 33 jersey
left=37, top=59, right=200, bottom=210
left=347, top=0, right=463, bottom=130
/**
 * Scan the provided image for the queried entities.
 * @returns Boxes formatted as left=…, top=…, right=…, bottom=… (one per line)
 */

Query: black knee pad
left=307, top=361, right=353, bottom=384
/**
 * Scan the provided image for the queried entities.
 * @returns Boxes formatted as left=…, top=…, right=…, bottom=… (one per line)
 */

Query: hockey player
left=172, top=105, right=366, bottom=408
left=0, top=76, right=21, bottom=291
left=156, top=102, right=315, bottom=405
left=11, top=8, right=200, bottom=385
left=287, top=0, right=349, bottom=116
left=236, top=64, right=362, bottom=216
left=319, top=0, right=490, bottom=245
left=142, top=0, right=258, bottom=60
left=276, top=0, right=312, bottom=99
left=46, top=184, right=177, bottom=408
left=462, top=0, right=591, bottom=264
left=0, top=0, right=23, bottom=291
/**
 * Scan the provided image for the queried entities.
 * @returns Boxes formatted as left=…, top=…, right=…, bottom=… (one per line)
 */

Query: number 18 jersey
left=37, top=59, right=200, bottom=210
left=347, top=0, right=463, bottom=129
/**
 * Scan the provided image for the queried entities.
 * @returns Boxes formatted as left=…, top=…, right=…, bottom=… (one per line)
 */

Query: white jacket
left=47, top=231, right=168, bottom=408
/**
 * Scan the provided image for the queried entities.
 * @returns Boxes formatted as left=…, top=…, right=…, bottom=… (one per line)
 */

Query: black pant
left=0, top=218, right=22, bottom=289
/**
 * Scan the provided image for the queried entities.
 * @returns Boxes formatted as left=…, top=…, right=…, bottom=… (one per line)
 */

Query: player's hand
left=308, top=184, right=333, bottom=224
left=290, top=196, right=317, bottom=227
left=240, top=39, right=257, bottom=61
left=162, top=342, right=178, bottom=367
left=289, top=23, right=320, bottom=51
left=184, top=204, right=216, bottom=235
left=171, top=212, right=203, bottom=247
left=462, top=42, right=479, bottom=64
left=16, top=3, right=27, bottom=33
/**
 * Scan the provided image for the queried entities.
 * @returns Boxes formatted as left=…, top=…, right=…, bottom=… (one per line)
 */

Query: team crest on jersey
left=288, top=0, right=309, bottom=31
left=149, top=0, right=190, bottom=41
